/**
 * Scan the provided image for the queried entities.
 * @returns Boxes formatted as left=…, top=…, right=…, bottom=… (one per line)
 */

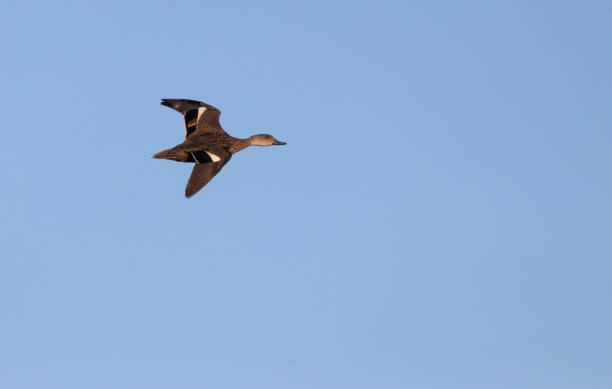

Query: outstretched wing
left=184, top=148, right=232, bottom=198
left=161, top=98, right=226, bottom=138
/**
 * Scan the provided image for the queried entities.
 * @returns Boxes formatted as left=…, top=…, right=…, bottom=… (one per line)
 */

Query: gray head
left=249, top=134, right=287, bottom=146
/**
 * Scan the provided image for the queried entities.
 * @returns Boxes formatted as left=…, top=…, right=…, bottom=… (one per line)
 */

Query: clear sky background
left=2, top=1, right=611, bottom=388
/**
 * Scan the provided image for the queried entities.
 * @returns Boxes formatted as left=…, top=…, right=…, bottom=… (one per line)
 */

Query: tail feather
left=153, top=148, right=188, bottom=162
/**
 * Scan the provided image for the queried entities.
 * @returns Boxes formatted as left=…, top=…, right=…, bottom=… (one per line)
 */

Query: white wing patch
left=197, top=106, right=207, bottom=120
left=205, top=151, right=221, bottom=162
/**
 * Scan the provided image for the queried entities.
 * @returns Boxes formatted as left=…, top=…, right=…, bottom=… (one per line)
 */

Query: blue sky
left=2, top=1, right=612, bottom=388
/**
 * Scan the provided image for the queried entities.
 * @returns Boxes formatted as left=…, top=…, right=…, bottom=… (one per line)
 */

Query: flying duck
left=154, top=98, right=286, bottom=198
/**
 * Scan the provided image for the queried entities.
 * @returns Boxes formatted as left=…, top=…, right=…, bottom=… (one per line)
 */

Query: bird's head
left=249, top=134, right=287, bottom=146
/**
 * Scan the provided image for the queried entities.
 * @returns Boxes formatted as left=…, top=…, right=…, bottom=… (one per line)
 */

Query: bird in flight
left=154, top=98, right=286, bottom=198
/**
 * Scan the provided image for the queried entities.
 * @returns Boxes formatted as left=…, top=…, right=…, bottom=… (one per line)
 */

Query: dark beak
left=273, top=140, right=287, bottom=145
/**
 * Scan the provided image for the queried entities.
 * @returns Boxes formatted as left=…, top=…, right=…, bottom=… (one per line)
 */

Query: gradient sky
left=2, top=1, right=612, bottom=388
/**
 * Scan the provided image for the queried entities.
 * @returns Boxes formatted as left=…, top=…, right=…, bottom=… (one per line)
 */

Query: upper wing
left=161, top=98, right=226, bottom=138
left=184, top=148, right=232, bottom=198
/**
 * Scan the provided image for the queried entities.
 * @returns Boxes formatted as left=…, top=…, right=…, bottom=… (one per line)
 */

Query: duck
left=154, top=98, right=286, bottom=198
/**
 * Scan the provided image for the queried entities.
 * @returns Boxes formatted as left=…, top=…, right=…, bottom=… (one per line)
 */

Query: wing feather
left=184, top=148, right=231, bottom=198
left=161, top=98, right=226, bottom=137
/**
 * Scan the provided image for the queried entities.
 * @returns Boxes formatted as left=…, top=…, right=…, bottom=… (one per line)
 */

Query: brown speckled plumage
left=154, top=98, right=285, bottom=198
